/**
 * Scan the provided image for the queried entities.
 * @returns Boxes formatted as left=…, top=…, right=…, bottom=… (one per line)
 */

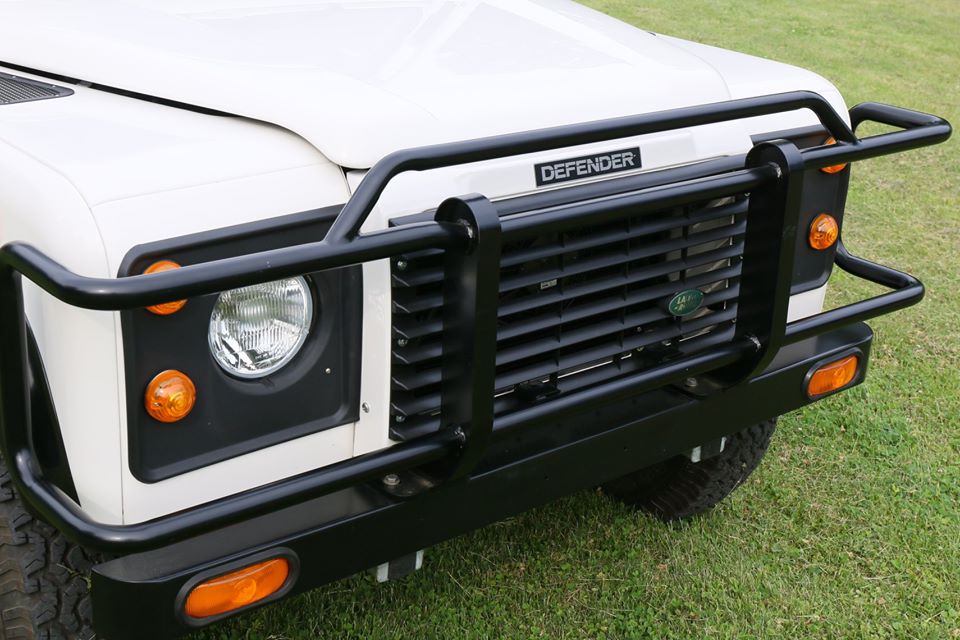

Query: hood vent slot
left=0, top=72, right=73, bottom=106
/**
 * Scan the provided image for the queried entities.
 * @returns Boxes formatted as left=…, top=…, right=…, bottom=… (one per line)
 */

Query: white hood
left=0, top=0, right=844, bottom=168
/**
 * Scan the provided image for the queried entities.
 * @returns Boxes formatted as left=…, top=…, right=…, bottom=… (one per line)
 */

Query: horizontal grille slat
left=392, top=290, right=739, bottom=392
left=500, top=199, right=746, bottom=268
left=497, top=222, right=745, bottom=295
left=391, top=199, right=747, bottom=288
left=392, top=239, right=744, bottom=317
left=394, top=281, right=740, bottom=369
left=393, top=262, right=743, bottom=340
left=392, top=325, right=739, bottom=439
left=392, top=307, right=739, bottom=416
left=390, top=185, right=749, bottom=432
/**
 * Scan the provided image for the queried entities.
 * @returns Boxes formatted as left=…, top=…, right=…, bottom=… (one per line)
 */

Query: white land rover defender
left=0, top=2, right=951, bottom=638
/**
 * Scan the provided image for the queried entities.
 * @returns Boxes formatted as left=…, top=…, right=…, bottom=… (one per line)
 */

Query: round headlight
left=208, top=277, right=314, bottom=379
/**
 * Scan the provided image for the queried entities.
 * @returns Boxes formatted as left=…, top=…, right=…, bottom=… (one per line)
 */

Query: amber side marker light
left=820, top=136, right=849, bottom=174
left=809, top=213, right=840, bottom=250
left=144, top=370, right=197, bottom=423
left=185, top=558, right=291, bottom=619
left=144, top=260, right=187, bottom=315
left=807, top=354, right=859, bottom=398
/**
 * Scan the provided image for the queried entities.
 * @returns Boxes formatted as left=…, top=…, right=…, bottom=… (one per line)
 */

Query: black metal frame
left=0, top=91, right=950, bottom=554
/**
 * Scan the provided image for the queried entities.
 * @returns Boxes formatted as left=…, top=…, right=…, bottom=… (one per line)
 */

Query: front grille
left=390, top=192, right=748, bottom=439
left=0, top=72, right=73, bottom=106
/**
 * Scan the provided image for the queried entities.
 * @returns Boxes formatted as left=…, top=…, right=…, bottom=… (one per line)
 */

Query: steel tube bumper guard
left=0, top=91, right=951, bottom=556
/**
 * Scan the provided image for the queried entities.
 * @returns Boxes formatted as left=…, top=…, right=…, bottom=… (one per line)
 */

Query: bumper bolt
left=382, top=474, right=401, bottom=487
left=395, top=415, right=406, bottom=423
left=684, top=377, right=699, bottom=389
left=397, top=337, right=409, bottom=348
left=396, top=259, right=408, bottom=271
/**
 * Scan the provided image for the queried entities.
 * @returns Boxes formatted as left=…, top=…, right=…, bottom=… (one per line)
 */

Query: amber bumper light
left=820, top=136, right=849, bottom=174
left=809, top=213, right=839, bottom=250
left=807, top=355, right=860, bottom=398
left=144, top=260, right=187, bottom=315
left=185, top=558, right=291, bottom=619
left=144, top=370, right=197, bottom=423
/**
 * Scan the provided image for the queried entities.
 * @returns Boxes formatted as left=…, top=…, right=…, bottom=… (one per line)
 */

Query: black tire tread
left=0, top=462, right=96, bottom=640
left=602, top=419, right=777, bottom=521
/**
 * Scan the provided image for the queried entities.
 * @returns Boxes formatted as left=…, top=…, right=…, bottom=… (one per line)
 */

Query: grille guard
left=0, top=91, right=950, bottom=552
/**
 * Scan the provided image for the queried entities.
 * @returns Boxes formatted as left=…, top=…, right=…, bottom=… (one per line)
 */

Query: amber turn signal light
left=809, top=213, right=839, bottom=250
left=144, top=260, right=187, bottom=315
left=185, top=558, right=291, bottom=619
left=820, top=136, right=849, bottom=174
left=807, top=355, right=859, bottom=398
left=144, top=370, right=196, bottom=423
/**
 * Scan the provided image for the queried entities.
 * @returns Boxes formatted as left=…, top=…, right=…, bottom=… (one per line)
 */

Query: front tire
left=0, top=461, right=97, bottom=640
left=602, top=419, right=777, bottom=521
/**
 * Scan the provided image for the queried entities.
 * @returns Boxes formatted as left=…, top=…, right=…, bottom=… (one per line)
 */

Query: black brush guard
left=0, top=91, right=950, bottom=553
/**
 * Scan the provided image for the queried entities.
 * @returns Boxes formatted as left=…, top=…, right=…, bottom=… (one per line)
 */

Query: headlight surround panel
left=119, top=206, right=361, bottom=483
left=752, top=125, right=852, bottom=295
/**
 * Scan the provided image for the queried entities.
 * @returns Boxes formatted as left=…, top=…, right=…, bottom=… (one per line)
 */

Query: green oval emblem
left=667, top=289, right=705, bottom=317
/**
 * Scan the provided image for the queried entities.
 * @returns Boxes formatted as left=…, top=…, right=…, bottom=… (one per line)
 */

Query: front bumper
left=91, top=322, right=871, bottom=639
left=0, top=92, right=950, bottom=637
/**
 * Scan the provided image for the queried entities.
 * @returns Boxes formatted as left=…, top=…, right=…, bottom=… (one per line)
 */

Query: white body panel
left=0, top=1, right=847, bottom=523
left=0, top=0, right=845, bottom=168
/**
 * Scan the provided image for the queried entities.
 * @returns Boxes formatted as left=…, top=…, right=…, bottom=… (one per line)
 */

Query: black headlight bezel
left=752, top=125, right=852, bottom=295
left=118, top=205, right=362, bottom=483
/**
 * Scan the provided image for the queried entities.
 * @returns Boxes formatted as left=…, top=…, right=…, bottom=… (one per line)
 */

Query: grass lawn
left=202, top=2, right=960, bottom=638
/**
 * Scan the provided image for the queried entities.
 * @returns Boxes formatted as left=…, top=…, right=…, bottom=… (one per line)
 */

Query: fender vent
left=0, top=72, right=73, bottom=106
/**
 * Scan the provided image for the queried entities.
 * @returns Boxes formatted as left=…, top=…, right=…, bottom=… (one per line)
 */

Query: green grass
left=202, top=2, right=960, bottom=638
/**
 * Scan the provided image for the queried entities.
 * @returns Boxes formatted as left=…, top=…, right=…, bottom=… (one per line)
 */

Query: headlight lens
left=208, top=277, right=314, bottom=379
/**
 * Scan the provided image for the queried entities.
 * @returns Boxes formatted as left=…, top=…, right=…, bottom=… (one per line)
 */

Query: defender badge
left=667, top=289, right=705, bottom=317
left=535, top=147, right=642, bottom=186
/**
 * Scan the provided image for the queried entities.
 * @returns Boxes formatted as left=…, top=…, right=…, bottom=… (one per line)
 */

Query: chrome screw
left=396, top=259, right=408, bottom=271
left=397, top=337, right=409, bottom=348
left=684, top=378, right=699, bottom=389
left=361, top=402, right=371, bottom=413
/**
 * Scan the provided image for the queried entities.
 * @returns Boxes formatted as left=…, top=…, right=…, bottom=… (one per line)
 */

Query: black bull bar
left=0, top=91, right=951, bottom=553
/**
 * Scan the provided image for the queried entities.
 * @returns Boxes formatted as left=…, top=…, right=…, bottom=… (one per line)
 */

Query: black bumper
left=90, top=322, right=872, bottom=640
left=0, top=92, right=950, bottom=637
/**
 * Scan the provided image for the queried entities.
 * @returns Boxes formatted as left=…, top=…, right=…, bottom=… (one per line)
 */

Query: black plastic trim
left=24, top=326, right=78, bottom=502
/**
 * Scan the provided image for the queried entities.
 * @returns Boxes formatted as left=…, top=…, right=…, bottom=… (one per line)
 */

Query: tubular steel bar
left=0, top=93, right=950, bottom=553
left=493, top=339, right=755, bottom=436
left=325, top=90, right=858, bottom=243
left=8, top=413, right=460, bottom=553
left=0, top=221, right=470, bottom=311
left=783, top=243, right=924, bottom=344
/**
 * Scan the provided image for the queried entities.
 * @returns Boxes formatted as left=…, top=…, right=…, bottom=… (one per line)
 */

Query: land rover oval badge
left=667, top=289, right=705, bottom=317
